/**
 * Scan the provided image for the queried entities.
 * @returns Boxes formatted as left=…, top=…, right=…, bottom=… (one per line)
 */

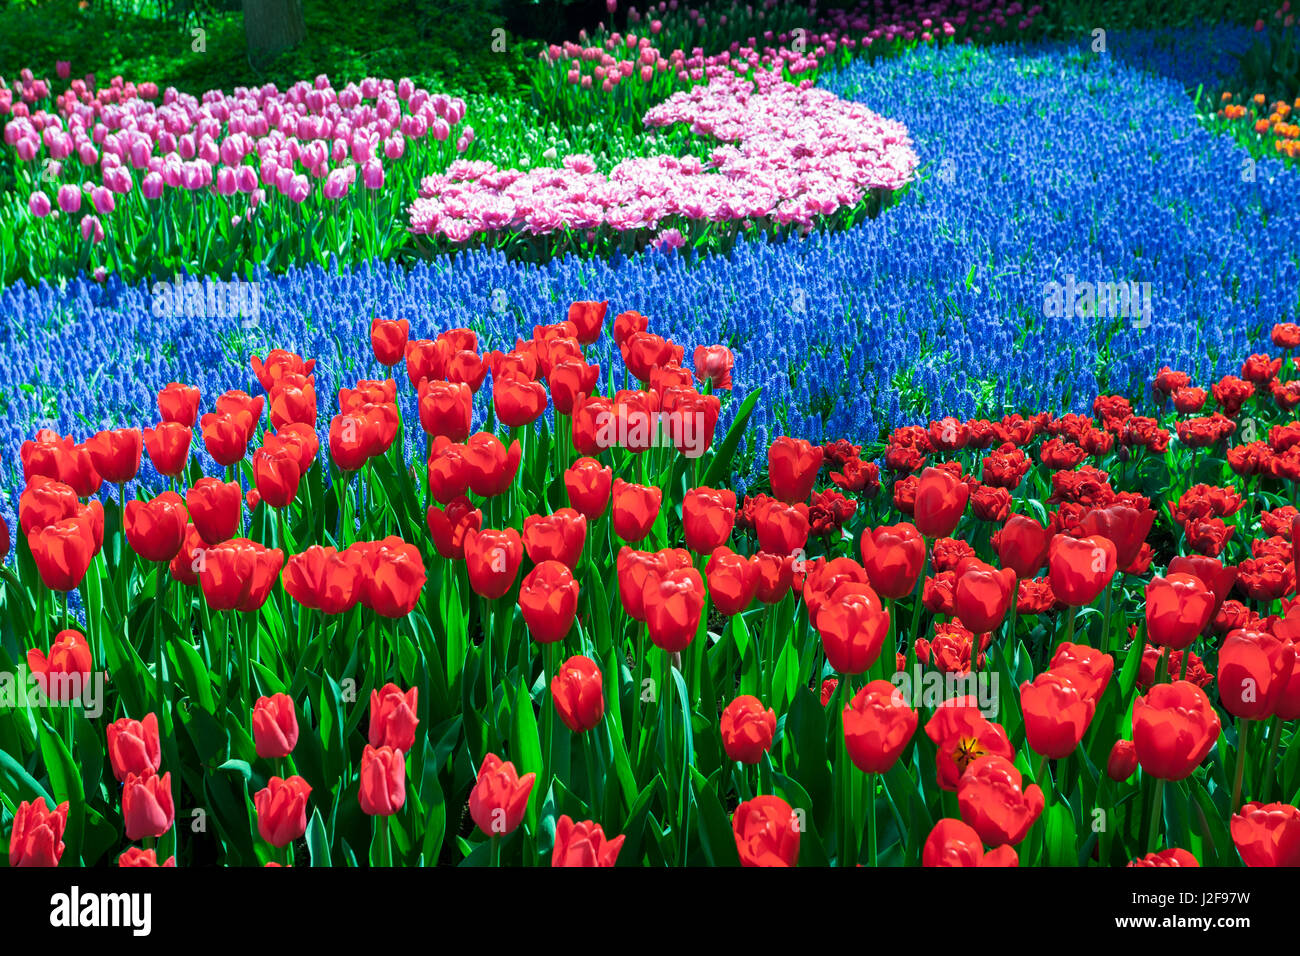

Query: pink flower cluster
left=5, top=70, right=469, bottom=237
left=546, top=0, right=1041, bottom=92
left=407, top=68, right=917, bottom=242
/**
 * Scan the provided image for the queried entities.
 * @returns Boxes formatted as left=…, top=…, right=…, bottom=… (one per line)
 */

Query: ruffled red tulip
left=124, top=490, right=188, bottom=562
left=371, top=317, right=410, bottom=366
left=1231, top=802, right=1300, bottom=867
left=463, top=527, right=523, bottom=600
left=859, top=523, right=926, bottom=599
left=143, top=421, right=192, bottom=477
left=470, top=753, right=535, bottom=836
left=358, top=745, right=406, bottom=816
left=767, top=436, right=823, bottom=504
left=958, top=754, right=1045, bottom=846
left=522, top=508, right=586, bottom=568
left=106, top=713, right=161, bottom=783
left=552, top=655, right=605, bottom=733
left=612, top=478, right=662, bottom=543
left=565, top=457, right=613, bottom=519
left=720, top=695, right=776, bottom=764
left=732, top=795, right=800, bottom=867
left=369, top=684, right=419, bottom=752
left=552, top=814, right=624, bottom=866
left=914, top=467, right=970, bottom=539
left=157, top=382, right=200, bottom=427
left=953, top=558, right=1017, bottom=633
left=1020, top=671, right=1095, bottom=759
left=85, top=428, right=142, bottom=484
left=1131, top=681, right=1221, bottom=781
left=8, top=800, right=68, bottom=867
left=1145, top=572, right=1215, bottom=650
left=1218, top=629, right=1295, bottom=720
left=643, top=566, right=705, bottom=652
left=122, top=769, right=174, bottom=840
left=1047, top=534, right=1117, bottom=606
left=706, top=546, right=760, bottom=616
left=518, top=560, right=580, bottom=643
left=816, top=587, right=889, bottom=675
left=27, top=629, right=92, bottom=704
left=199, top=538, right=284, bottom=611
left=843, top=680, right=918, bottom=773
left=254, top=775, right=311, bottom=848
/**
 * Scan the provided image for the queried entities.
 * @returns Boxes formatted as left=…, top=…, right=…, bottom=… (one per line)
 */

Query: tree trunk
left=242, top=0, right=306, bottom=63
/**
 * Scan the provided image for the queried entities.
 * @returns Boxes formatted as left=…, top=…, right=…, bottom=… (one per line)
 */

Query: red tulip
left=143, top=421, right=192, bottom=477
left=356, top=536, right=427, bottom=618
left=1019, top=671, right=1095, bottom=758
left=753, top=498, right=810, bottom=555
left=157, top=382, right=200, bottom=427
left=251, top=350, right=315, bottom=392
left=254, top=775, right=312, bottom=848
left=106, top=713, right=161, bottom=783
left=1107, top=739, right=1138, bottom=781
left=617, top=547, right=691, bottom=621
left=1217, top=629, right=1294, bottom=720
left=282, top=545, right=363, bottom=614
left=992, top=514, right=1053, bottom=579
left=18, top=476, right=79, bottom=535
left=552, top=814, right=624, bottom=866
left=85, top=428, right=142, bottom=484
left=427, top=438, right=471, bottom=503
left=418, top=379, right=472, bottom=441
left=815, top=587, right=889, bottom=675
left=518, top=560, right=579, bottom=643
left=566, top=301, right=607, bottom=345
left=27, top=629, right=92, bottom=704
left=463, top=432, right=521, bottom=498
left=469, top=753, right=535, bottom=836
left=922, top=818, right=1019, bottom=867
left=1145, top=573, right=1215, bottom=649
left=843, top=680, right=918, bottom=773
left=1079, top=503, right=1155, bottom=572
left=1049, top=642, right=1114, bottom=703
left=168, top=522, right=206, bottom=586
left=464, top=528, right=523, bottom=600
left=358, top=745, right=406, bottom=816
left=253, top=693, right=299, bottom=758
left=371, top=317, right=410, bottom=366
left=693, top=344, right=734, bottom=390
left=369, top=684, right=419, bottom=752
left=199, top=411, right=251, bottom=467
left=493, top=375, right=548, bottom=426
left=1047, top=534, right=1117, bottom=606
left=643, top=566, right=705, bottom=652
left=914, top=467, right=970, bottom=538
left=564, top=457, right=613, bottom=519
left=185, top=477, right=241, bottom=544
left=859, top=523, right=926, bottom=599
left=426, top=497, right=482, bottom=560
left=268, top=377, right=317, bottom=429
left=1167, top=554, right=1237, bottom=616
left=549, top=359, right=601, bottom=415
left=8, top=800, right=68, bottom=867
left=522, top=508, right=586, bottom=568
left=612, top=479, right=662, bottom=543
left=1131, top=681, right=1221, bottom=781
left=252, top=445, right=301, bottom=509
left=705, top=546, right=760, bottom=616
left=957, top=754, right=1045, bottom=846
left=720, top=695, right=776, bottom=764
left=767, top=436, right=823, bottom=504
left=1231, top=802, right=1300, bottom=867
left=122, top=769, right=174, bottom=840
left=753, top=551, right=795, bottom=604
left=28, top=513, right=96, bottom=592
left=118, top=848, right=175, bottom=867
left=551, top=655, right=605, bottom=733
left=732, top=795, right=800, bottom=867
left=329, top=406, right=392, bottom=472
left=199, top=538, right=284, bottom=612
left=953, top=558, right=1016, bottom=633
left=571, top=394, right=616, bottom=457
left=124, top=490, right=188, bottom=562
left=924, top=697, right=1015, bottom=791
left=682, top=486, right=736, bottom=553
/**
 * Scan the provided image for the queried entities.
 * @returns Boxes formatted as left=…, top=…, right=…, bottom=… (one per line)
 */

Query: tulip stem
left=1146, top=778, right=1166, bottom=853
left=906, top=544, right=930, bottom=655
left=867, top=772, right=878, bottom=867
left=1230, top=716, right=1248, bottom=811
left=835, top=672, right=855, bottom=867
left=1261, top=716, right=1282, bottom=803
